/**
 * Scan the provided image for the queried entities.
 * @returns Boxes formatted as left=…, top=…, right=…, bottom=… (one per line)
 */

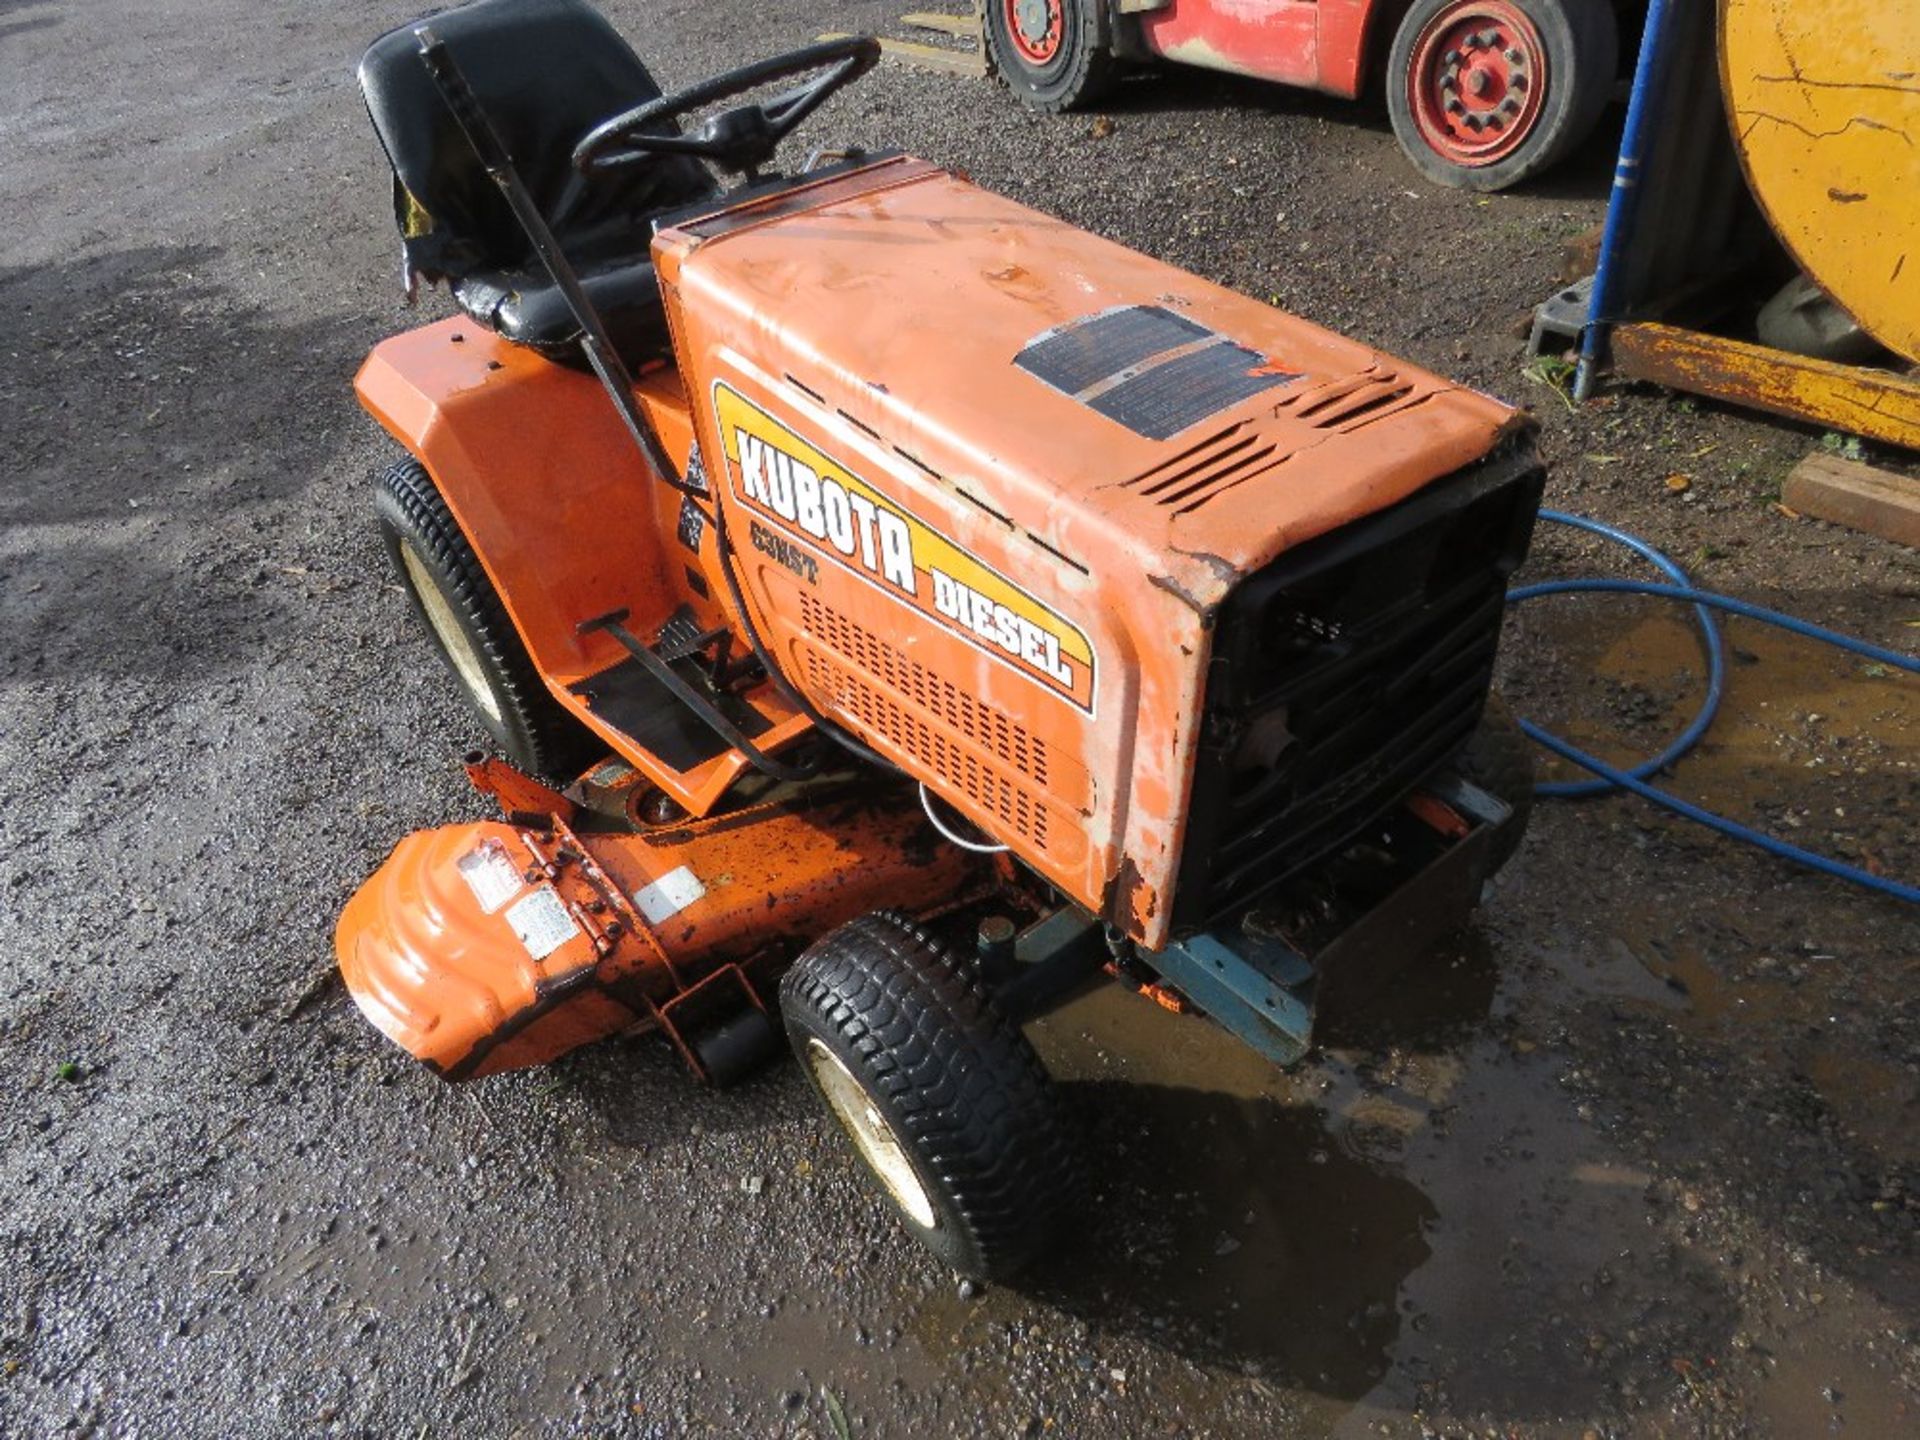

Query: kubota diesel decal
left=714, top=382, right=1096, bottom=712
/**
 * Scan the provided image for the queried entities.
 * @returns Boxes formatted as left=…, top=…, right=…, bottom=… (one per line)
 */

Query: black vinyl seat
left=358, top=0, right=717, bottom=365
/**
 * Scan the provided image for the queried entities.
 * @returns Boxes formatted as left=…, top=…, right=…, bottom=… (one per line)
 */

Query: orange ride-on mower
left=340, top=0, right=1543, bottom=1279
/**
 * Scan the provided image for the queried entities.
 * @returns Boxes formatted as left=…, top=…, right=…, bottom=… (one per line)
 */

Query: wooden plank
left=1611, top=322, right=1920, bottom=453
left=817, top=32, right=988, bottom=78
left=1782, top=452, right=1920, bottom=548
left=900, top=11, right=979, bottom=40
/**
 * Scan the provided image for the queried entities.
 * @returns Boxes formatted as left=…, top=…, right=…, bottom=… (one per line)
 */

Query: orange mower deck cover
left=338, top=790, right=978, bottom=1079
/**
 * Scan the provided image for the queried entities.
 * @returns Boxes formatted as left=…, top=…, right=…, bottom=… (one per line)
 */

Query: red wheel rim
left=1405, top=1, right=1549, bottom=168
left=1004, top=0, right=1064, bottom=66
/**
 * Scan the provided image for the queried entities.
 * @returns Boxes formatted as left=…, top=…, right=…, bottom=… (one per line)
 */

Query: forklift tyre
left=374, top=457, right=592, bottom=779
left=1451, top=692, right=1534, bottom=876
left=780, top=911, right=1079, bottom=1280
left=1386, top=0, right=1618, bottom=192
left=982, top=0, right=1119, bottom=113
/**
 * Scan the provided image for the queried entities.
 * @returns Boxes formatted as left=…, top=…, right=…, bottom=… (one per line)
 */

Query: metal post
left=1573, top=0, right=1684, bottom=402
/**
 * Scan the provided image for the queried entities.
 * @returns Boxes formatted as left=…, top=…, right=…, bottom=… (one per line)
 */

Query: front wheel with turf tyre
left=373, top=457, right=591, bottom=778
left=1451, top=692, right=1535, bottom=876
left=780, top=911, right=1079, bottom=1280
left=983, top=0, right=1118, bottom=112
left=1386, top=0, right=1617, bottom=192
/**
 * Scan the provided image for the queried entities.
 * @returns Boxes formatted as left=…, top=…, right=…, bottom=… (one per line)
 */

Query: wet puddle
left=1023, top=985, right=1437, bottom=1392
left=1507, top=595, right=1918, bottom=1143
left=891, top=944, right=1509, bottom=1424
left=1508, top=594, right=1915, bottom=870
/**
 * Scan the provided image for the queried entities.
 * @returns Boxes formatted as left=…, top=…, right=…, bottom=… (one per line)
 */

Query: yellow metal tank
left=1720, top=0, right=1920, bottom=362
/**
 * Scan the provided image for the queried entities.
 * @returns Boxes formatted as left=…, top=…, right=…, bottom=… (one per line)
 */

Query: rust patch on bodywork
left=1149, top=572, right=1214, bottom=620
left=1103, top=854, right=1157, bottom=939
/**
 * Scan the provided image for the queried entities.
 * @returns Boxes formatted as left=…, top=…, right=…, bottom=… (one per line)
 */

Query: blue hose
left=1511, top=511, right=1918, bottom=904
left=1515, top=511, right=1727, bottom=798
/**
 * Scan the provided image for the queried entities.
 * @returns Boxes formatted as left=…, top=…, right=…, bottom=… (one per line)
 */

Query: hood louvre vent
left=1285, top=367, right=1418, bottom=430
left=1115, top=421, right=1292, bottom=516
left=1113, top=367, right=1436, bottom=516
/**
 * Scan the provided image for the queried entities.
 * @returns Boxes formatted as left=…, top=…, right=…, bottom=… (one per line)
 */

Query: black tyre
left=780, top=911, right=1079, bottom=1279
left=1386, top=0, right=1618, bottom=192
left=373, top=456, right=592, bottom=778
left=982, top=0, right=1118, bottom=112
left=1452, top=692, right=1535, bottom=875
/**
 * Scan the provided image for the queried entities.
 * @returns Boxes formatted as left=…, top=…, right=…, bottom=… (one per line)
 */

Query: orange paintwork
left=338, top=785, right=981, bottom=1079
left=1138, top=0, right=1382, bottom=99
left=353, top=152, right=1514, bottom=967
left=463, top=752, right=578, bottom=823
left=1404, top=790, right=1471, bottom=842
left=356, top=323, right=815, bottom=816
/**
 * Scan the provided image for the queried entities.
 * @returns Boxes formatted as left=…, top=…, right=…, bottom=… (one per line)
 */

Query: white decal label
left=634, top=865, right=706, bottom=925
left=456, top=838, right=524, bottom=915
left=505, top=885, right=580, bottom=960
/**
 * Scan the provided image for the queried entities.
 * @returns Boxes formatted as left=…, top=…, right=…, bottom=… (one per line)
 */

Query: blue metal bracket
left=1152, top=929, right=1319, bottom=1069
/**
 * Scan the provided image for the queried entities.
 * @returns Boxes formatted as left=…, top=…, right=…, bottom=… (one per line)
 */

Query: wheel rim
left=1004, top=0, right=1064, bottom=66
left=398, top=543, right=503, bottom=725
left=1405, top=1, right=1549, bottom=168
left=806, top=1038, right=939, bottom=1231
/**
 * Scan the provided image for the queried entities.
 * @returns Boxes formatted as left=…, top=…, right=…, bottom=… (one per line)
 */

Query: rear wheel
left=374, top=457, right=592, bottom=778
left=983, top=0, right=1118, bottom=112
left=780, top=911, right=1079, bottom=1279
left=1386, top=0, right=1617, bottom=191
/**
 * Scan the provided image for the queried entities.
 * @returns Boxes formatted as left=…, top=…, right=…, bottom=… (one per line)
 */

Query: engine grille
left=1171, top=441, right=1544, bottom=930
left=802, top=650, right=1053, bottom=852
left=794, top=594, right=1092, bottom=861
left=797, top=594, right=1056, bottom=791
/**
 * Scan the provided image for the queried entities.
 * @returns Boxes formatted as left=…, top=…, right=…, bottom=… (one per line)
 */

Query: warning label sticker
left=456, top=838, right=524, bottom=915
left=505, top=885, right=580, bottom=960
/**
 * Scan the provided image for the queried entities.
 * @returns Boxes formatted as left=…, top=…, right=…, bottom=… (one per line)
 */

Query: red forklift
left=984, top=0, right=1623, bottom=191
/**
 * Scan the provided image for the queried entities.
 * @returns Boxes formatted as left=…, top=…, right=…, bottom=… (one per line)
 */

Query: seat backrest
left=359, top=0, right=717, bottom=284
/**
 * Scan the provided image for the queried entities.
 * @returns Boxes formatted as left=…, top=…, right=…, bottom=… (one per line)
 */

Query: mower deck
left=338, top=768, right=983, bottom=1081
left=339, top=750, right=1509, bottom=1083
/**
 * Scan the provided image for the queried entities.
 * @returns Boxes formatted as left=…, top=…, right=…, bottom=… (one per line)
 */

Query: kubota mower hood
left=646, top=157, right=1526, bottom=944
left=652, top=156, right=1518, bottom=616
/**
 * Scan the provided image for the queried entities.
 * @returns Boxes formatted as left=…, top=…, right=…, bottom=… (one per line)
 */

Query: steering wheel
left=574, top=38, right=881, bottom=180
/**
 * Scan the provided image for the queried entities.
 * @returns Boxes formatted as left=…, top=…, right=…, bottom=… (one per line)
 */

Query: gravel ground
left=2, top=2, right=1915, bottom=1437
